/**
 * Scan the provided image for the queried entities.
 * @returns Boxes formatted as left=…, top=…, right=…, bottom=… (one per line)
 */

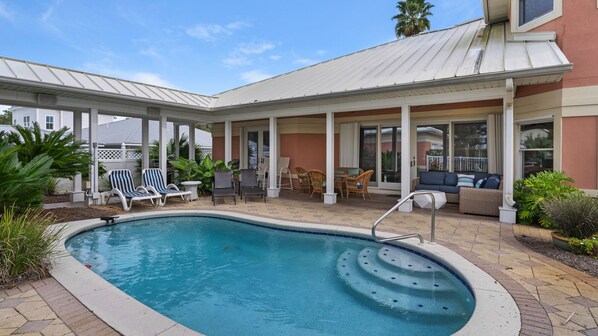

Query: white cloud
left=240, top=70, right=272, bottom=84
left=131, top=72, right=173, bottom=87
left=0, top=2, right=14, bottom=20
left=315, top=50, right=326, bottom=56
left=223, top=55, right=251, bottom=68
left=83, top=62, right=174, bottom=88
left=294, top=58, right=318, bottom=66
left=269, top=55, right=281, bottom=61
left=186, top=21, right=250, bottom=41
left=238, top=41, right=274, bottom=55
left=140, top=48, right=162, bottom=60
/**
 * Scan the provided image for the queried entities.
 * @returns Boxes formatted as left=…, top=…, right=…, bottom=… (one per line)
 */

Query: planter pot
left=551, top=232, right=573, bottom=252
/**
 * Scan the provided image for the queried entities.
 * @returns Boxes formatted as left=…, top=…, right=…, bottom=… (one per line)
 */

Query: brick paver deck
left=3, top=190, right=597, bottom=335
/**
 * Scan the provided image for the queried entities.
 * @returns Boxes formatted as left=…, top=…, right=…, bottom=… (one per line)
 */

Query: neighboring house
left=9, top=106, right=115, bottom=131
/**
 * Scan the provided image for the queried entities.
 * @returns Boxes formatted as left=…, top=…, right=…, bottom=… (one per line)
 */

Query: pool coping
left=49, top=210, right=521, bottom=336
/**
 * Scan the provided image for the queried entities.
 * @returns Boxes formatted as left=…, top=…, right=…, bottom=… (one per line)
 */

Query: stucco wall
left=562, top=116, right=598, bottom=189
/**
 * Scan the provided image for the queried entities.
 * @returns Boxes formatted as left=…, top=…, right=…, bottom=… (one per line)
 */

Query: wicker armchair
left=459, top=185, right=503, bottom=217
left=346, top=170, right=375, bottom=200
left=295, top=166, right=310, bottom=193
left=307, top=169, right=325, bottom=199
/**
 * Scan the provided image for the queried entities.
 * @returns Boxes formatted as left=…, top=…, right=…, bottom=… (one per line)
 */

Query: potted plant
left=541, top=193, right=598, bottom=255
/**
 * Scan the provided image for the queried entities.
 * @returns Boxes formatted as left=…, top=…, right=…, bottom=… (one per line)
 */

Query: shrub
left=514, top=171, right=581, bottom=227
left=569, top=235, right=598, bottom=257
left=0, top=207, right=63, bottom=285
left=0, top=139, right=53, bottom=210
left=541, top=193, right=598, bottom=239
left=44, top=177, right=59, bottom=196
left=169, top=155, right=233, bottom=194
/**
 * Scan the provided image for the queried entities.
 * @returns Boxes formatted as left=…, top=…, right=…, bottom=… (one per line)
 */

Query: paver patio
left=2, top=190, right=598, bottom=335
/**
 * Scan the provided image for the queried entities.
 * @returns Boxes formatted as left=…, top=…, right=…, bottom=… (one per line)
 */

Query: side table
left=181, top=181, right=201, bottom=201
left=413, top=191, right=447, bottom=209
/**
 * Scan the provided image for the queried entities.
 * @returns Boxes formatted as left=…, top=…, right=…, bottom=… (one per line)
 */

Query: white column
left=70, top=111, right=84, bottom=202
left=324, top=111, right=337, bottom=204
left=500, top=79, right=517, bottom=223
left=88, top=108, right=99, bottom=205
left=188, top=124, right=196, bottom=160
left=224, top=120, right=232, bottom=164
left=159, top=115, right=168, bottom=185
left=399, top=104, right=413, bottom=212
left=142, top=118, right=150, bottom=169
left=120, top=143, right=127, bottom=169
left=267, top=117, right=279, bottom=198
left=174, top=124, right=180, bottom=159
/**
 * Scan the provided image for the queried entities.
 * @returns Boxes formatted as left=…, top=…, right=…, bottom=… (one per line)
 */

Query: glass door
left=359, top=127, right=377, bottom=187
left=246, top=129, right=269, bottom=169
left=379, top=126, right=401, bottom=189
left=416, top=124, right=448, bottom=176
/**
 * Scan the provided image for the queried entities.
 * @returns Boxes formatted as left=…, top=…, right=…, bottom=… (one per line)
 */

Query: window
left=519, top=0, right=554, bottom=26
left=359, top=127, right=377, bottom=183
left=453, top=122, right=488, bottom=173
left=520, top=122, right=553, bottom=178
left=45, top=115, right=54, bottom=130
left=417, top=124, right=449, bottom=175
left=23, top=116, right=30, bottom=127
left=13, top=119, right=16, bottom=126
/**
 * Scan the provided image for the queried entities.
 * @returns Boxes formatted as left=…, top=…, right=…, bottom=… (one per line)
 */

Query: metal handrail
left=371, top=191, right=438, bottom=244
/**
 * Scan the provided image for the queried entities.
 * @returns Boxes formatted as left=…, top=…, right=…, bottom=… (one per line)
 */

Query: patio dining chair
left=307, top=169, right=325, bottom=199
left=107, top=169, right=162, bottom=211
left=142, top=168, right=191, bottom=206
left=212, top=170, right=237, bottom=206
left=240, top=169, right=266, bottom=203
left=346, top=170, right=375, bottom=200
left=295, top=166, right=310, bottom=193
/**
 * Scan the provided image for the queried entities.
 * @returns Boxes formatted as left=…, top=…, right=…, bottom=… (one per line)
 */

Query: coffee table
left=413, top=191, right=447, bottom=209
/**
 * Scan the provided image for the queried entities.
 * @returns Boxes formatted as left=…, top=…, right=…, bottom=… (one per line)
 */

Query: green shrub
left=44, top=177, right=59, bottom=196
left=0, top=207, right=63, bottom=284
left=514, top=171, right=581, bottom=227
left=569, top=235, right=598, bottom=257
left=0, top=139, right=53, bottom=210
left=541, top=193, right=598, bottom=239
left=169, top=155, right=233, bottom=194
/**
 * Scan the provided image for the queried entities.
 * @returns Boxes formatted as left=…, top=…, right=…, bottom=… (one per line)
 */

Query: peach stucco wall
left=562, top=117, right=598, bottom=189
left=211, top=136, right=239, bottom=162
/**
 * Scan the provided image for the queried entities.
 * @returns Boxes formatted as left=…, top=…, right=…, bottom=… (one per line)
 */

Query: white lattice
left=97, top=149, right=122, bottom=160
left=126, top=151, right=142, bottom=160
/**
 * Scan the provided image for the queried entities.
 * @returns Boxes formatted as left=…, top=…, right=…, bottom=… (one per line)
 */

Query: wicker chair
left=295, top=166, right=310, bottom=193
left=307, top=169, right=325, bottom=199
left=346, top=170, right=375, bottom=200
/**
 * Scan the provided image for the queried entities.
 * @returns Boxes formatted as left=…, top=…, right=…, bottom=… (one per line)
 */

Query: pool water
left=66, top=216, right=474, bottom=335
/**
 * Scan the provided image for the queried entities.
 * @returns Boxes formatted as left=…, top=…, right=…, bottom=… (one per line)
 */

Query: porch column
left=224, top=120, right=232, bottom=164
left=141, top=118, right=150, bottom=170
left=267, top=117, right=279, bottom=198
left=399, top=104, right=413, bottom=212
left=88, top=108, right=100, bottom=205
left=324, top=111, right=337, bottom=204
left=174, top=123, right=180, bottom=159
left=500, top=79, right=517, bottom=223
left=159, top=115, right=168, bottom=185
left=188, top=124, right=196, bottom=160
left=70, top=111, right=84, bottom=202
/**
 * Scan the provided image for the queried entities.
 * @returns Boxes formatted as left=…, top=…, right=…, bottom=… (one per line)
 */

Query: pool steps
left=336, top=247, right=471, bottom=319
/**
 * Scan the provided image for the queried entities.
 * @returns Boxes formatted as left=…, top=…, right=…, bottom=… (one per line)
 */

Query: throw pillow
left=484, top=176, right=501, bottom=189
left=457, top=174, right=475, bottom=188
left=475, top=178, right=487, bottom=188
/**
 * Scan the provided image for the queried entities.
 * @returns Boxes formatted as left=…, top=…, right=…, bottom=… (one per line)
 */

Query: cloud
left=131, top=72, right=174, bottom=87
left=0, top=2, right=14, bottom=20
left=269, top=55, right=281, bottom=61
left=315, top=50, right=326, bottom=56
left=140, top=48, right=162, bottom=60
left=223, top=56, right=251, bottom=67
left=240, top=70, right=272, bottom=84
left=238, top=41, right=274, bottom=55
left=293, top=58, right=318, bottom=66
left=83, top=61, right=175, bottom=88
left=186, top=21, right=250, bottom=41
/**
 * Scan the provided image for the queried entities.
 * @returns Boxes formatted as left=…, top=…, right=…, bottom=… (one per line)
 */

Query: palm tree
left=392, top=0, right=434, bottom=38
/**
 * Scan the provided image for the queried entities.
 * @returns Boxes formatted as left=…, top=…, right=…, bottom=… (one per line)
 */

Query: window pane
left=520, top=122, right=553, bottom=149
left=519, top=0, right=554, bottom=26
left=263, top=131, right=269, bottom=158
left=453, top=122, right=487, bottom=172
left=247, top=131, right=258, bottom=169
left=417, top=125, right=448, bottom=174
left=381, top=127, right=401, bottom=183
left=359, top=128, right=377, bottom=182
left=523, top=150, right=553, bottom=178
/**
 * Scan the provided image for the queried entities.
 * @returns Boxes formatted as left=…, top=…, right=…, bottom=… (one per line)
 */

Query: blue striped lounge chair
left=107, top=169, right=161, bottom=211
left=142, top=168, right=191, bottom=205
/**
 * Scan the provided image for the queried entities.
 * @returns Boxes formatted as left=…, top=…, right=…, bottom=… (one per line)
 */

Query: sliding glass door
left=246, top=129, right=269, bottom=170
left=416, top=124, right=448, bottom=176
left=379, top=126, right=401, bottom=189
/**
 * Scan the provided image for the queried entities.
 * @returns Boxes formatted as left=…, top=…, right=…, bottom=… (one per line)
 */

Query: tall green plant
left=0, top=139, right=53, bottom=210
left=0, top=207, right=63, bottom=284
left=169, top=155, right=230, bottom=194
left=541, top=193, right=598, bottom=239
left=8, top=123, right=90, bottom=178
left=514, top=171, right=581, bottom=227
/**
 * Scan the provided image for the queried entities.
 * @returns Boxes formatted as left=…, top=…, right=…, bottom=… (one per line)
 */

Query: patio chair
left=142, top=168, right=191, bottom=206
left=240, top=169, right=266, bottom=203
left=107, top=169, right=162, bottom=211
left=346, top=170, right=375, bottom=200
left=307, top=169, right=326, bottom=199
left=257, top=157, right=269, bottom=189
left=277, top=157, right=293, bottom=190
left=295, top=166, right=310, bottom=193
left=212, top=170, right=237, bottom=206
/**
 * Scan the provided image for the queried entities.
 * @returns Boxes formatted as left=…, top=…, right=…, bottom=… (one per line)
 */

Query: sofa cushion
left=484, top=176, right=501, bottom=189
left=439, top=185, right=460, bottom=194
left=444, top=172, right=458, bottom=186
left=457, top=174, right=475, bottom=188
left=475, top=178, right=487, bottom=188
left=419, top=171, right=446, bottom=185
left=415, top=184, right=441, bottom=191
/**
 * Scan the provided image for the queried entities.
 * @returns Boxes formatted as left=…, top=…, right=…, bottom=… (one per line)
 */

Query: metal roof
left=213, top=19, right=571, bottom=108
left=0, top=57, right=216, bottom=109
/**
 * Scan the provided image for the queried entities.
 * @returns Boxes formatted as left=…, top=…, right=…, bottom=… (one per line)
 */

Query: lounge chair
left=240, top=169, right=266, bottom=203
left=107, top=169, right=161, bottom=211
left=142, top=168, right=191, bottom=205
left=212, top=170, right=236, bottom=205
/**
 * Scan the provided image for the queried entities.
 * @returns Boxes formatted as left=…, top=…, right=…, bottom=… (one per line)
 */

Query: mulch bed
left=44, top=195, right=71, bottom=203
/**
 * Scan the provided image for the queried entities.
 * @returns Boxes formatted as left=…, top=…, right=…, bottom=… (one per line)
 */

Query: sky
left=0, top=0, right=482, bottom=98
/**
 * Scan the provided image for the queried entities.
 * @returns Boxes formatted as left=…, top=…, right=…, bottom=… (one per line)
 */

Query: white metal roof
left=213, top=19, right=570, bottom=108
left=0, top=57, right=215, bottom=109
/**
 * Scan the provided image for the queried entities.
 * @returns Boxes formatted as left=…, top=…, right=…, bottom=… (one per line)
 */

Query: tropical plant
left=569, top=235, right=598, bottom=257
left=7, top=123, right=90, bottom=178
left=0, top=139, right=53, bottom=210
left=541, top=193, right=598, bottom=239
left=392, top=0, right=434, bottom=38
left=514, top=171, right=581, bottom=227
left=144, top=133, right=205, bottom=162
left=169, top=155, right=232, bottom=194
left=0, top=207, right=63, bottom=284
left=44, top=177, right=59, bottom=196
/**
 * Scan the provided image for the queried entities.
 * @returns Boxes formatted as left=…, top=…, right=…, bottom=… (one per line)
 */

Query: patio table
left=181, top=181, right=201, bottom=201
left=413, top=190, right=446, bottom=209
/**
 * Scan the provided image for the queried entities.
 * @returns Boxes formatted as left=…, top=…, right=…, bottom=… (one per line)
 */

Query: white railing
left=426, top=155, right=488, bottom=172
left=97, top=147, right=141, bottom=161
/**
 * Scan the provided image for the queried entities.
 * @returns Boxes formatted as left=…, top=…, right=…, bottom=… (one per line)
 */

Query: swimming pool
left=65, top=215, right=475, bottom=335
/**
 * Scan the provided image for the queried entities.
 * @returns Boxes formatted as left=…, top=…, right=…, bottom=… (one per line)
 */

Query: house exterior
left=9, top=106, right=115, bottom=131
left=0, top=0, right=595, bottom=223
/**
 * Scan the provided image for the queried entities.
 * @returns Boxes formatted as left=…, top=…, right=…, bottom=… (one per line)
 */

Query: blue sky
left=0, top=0, right=482, bottom=96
